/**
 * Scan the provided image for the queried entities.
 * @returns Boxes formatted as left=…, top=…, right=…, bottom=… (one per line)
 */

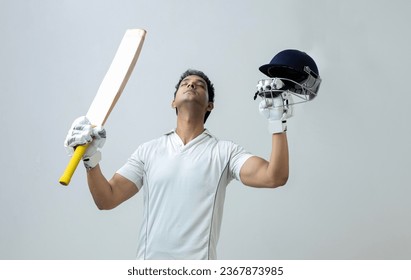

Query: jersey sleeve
left=116, top=145, right=145, bottom=190
left=229, top=142, right=253, bottom=182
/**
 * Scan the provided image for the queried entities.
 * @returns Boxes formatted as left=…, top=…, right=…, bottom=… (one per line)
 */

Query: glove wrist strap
left=83, top=151, right=101, bottom=170
left=268, top=120, right=287, bottom=134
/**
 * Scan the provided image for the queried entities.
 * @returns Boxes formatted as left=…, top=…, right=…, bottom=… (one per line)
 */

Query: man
left=64, top=50, right=321, bottom=259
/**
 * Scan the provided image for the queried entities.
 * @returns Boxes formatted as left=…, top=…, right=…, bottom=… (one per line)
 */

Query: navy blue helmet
left=255, top=49, right=321, bottom=102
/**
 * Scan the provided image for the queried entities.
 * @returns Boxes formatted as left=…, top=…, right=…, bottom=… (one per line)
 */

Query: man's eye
left=180, top=82, right=187, bottom=87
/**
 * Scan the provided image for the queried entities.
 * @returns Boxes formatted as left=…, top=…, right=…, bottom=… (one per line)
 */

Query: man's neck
left=175, top=115, right=205, bottom=145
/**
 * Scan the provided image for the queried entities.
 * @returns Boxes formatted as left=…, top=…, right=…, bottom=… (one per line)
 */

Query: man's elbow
left=96, top=204, right=117, bottom=211
left=94, top=199, right=117, bottom=211
left=96, top=203, right=110, bottom=210
left=278, top=175, right=289, bottom=187
left=268, top=175, right=289, bottom=188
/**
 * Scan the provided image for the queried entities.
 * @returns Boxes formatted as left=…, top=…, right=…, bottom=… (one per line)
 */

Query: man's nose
left=187, top=82, right=195, bottom=89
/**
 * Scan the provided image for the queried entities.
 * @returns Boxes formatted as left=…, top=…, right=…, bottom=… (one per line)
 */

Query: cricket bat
left=59, top=28, right=147, bottom=186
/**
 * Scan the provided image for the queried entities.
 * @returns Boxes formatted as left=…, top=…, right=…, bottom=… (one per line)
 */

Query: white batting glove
left=259, top=92, right=294, bottom=134
left=64, top=116, right=106, bottom=169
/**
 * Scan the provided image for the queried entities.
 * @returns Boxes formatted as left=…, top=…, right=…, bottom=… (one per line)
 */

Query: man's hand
left=64, top=116, right=106, bottom=169
left=259, top=93, right=293, bottom=134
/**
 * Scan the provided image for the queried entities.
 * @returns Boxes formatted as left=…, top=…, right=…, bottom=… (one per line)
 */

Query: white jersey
left=116, top=129, right=252, bottom=259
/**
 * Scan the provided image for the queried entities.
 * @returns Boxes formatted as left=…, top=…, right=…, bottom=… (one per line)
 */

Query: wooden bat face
left=59, top=29, right=146, bottom=186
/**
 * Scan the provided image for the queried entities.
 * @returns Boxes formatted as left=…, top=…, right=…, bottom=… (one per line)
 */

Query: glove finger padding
left=83, top=126, right=106, bottom=169
left=281, top=91, right=294, bottom=119
left=259, top=94, right=294, bottom=134
left=64, top=116, right=106, bottom=158
left=64, top=116, right=93, bottom=156
left=84, top=126, right=106, bottom=158
left=259, top=97, right=285, bottom=120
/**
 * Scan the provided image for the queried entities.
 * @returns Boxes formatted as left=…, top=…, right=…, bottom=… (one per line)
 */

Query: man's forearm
left=268, top=133, right=289, bottom=186
left=86, top=165, right=115, bottom=210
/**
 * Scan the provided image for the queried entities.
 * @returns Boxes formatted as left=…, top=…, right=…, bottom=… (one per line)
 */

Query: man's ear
left=171, top=99, right=178, bottom=115
left=207, top=102, right=214, bottom=112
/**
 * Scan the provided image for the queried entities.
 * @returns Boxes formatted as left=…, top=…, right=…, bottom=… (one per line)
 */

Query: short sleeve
left=116, top=146, right=145, bottom=190
left=229, top=143, right=253, bottom=182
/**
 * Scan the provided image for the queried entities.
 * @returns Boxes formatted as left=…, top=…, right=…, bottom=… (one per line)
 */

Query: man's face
left=172, top=75, right=213, bottom=115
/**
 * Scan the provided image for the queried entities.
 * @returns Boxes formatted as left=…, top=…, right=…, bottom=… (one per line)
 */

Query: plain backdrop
left=1, top=0, right=410, bottom=260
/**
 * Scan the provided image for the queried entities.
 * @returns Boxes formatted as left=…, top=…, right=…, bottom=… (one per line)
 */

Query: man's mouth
left=184, top=90, right=197, bottom=95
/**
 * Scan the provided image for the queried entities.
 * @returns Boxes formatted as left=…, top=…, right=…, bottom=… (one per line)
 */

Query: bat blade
left=59, top=29, right=146, bottom=186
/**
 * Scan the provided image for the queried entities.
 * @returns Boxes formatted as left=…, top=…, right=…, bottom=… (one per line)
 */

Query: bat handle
left=59, top=144, right=89, bottom=186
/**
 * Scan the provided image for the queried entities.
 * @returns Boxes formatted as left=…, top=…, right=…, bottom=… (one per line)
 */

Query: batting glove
left=64, top=116, right=106, bottom=169
left=259, top=92, right=294, bottom=134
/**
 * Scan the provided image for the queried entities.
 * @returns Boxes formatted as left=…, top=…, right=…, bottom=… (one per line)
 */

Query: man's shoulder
left=137, top=131, right=171, bottom=150
left=141, top=129, right=239, bottom=148
left=203, top=129, right=244, bottom=150
left=149, top=132, right=171, bottom=143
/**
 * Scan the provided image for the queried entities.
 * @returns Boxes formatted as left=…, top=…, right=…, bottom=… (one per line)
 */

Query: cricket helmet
left=255, top=49, right=321, bottom=104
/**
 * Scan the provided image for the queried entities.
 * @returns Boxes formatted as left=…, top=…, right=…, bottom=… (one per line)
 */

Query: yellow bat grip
left=59, top=144, right=89, bottom=186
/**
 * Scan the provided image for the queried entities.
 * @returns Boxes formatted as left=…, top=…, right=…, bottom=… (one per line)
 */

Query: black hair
left=173, top=69, right=215, bottom=123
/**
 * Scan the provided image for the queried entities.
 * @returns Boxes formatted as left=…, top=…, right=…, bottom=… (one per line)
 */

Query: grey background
left=1, top=0, right=410, bottom=259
